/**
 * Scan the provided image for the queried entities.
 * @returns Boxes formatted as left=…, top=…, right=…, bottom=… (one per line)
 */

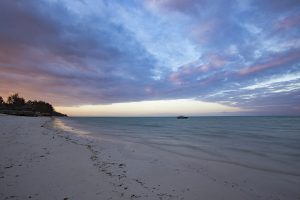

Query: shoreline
left=1, top=116, right=299, bottom=200
left=0, top=116, right=123, bottom=200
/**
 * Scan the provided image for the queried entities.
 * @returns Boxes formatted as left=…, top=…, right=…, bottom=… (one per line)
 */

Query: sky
left=0, top=0, right=300, bottom=116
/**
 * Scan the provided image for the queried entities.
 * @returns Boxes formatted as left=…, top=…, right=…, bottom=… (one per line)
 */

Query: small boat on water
left=177, top=116, right=189, bottom=119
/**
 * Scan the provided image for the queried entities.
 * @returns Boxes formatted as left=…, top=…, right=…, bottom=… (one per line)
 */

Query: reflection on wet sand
left=52, top=118, right=91, bottom=136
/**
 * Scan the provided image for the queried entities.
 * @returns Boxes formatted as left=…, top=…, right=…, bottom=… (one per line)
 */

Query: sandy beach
left=1, top=115, right=299, bottom=200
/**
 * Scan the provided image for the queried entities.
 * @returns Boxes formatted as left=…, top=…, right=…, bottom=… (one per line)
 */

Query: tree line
left=0, top=93, right=67, bottom=117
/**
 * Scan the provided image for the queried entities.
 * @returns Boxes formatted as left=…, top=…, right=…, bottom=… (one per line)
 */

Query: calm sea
left=61, top=116, right=300, bottom=177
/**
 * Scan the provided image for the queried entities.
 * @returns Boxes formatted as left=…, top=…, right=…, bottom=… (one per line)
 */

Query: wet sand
left=0, top=116, right=299, bottom=200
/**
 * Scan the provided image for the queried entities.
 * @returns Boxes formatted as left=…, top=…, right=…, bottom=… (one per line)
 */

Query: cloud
left=0, top=0, right=300, bottom=115
left=238, top=50, right=300, bottom=75
left=168, top=53, right=228, bottom=85
left=0, top=0, right=158, bottom=105
left=253, top=0, right=300, bottom=12
left=242, top=73, right=300, bottom=90
left=147, top=0, right=205, bottom=14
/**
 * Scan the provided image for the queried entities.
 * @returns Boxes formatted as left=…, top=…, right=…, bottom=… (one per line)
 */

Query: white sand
left=1, top=116, right=299, bottom=200
left=0, top=116, right=121, bottom=200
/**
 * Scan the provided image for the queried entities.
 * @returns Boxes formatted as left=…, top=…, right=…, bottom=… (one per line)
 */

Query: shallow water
left=59, top=116, right=300, bottom=177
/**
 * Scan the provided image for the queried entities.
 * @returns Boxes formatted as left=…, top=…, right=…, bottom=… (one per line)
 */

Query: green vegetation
left=0, top=93, right=67, bottom=117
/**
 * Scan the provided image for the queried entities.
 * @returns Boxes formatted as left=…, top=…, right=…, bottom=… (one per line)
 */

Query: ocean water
left=60, top=116, right=300, bottom=177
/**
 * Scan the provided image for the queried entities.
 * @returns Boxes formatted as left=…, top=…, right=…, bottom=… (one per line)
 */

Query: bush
left=0, top=96, right=4, bottom=105
left=27, top=100, right=54, bottom=114
left=7, top=93, right=25, bottom=107
left=0, top=93, right=66, bottom=116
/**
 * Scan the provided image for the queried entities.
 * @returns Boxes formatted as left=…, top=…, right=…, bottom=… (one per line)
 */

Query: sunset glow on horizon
left=55, top=99, right=246, bottom=117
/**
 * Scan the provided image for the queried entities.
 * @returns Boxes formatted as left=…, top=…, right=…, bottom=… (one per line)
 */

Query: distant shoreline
left=0, top=109, right=67, bottom=117
left=0, top=93, right=67, bottom=117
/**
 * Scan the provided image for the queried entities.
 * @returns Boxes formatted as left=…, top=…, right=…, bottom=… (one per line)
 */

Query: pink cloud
left=169, top=54, right=227, bottom=85
left=276, top=14, right=300, bottom=30
left=206, top=54, right=226, bottom=68
left=169, top=72, right=183, bottom=85
left=168, top=65, right=204, bottom=85
left=190, top=20, right=218, bottom=44
left=239, top=51, right=300, bottom=76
